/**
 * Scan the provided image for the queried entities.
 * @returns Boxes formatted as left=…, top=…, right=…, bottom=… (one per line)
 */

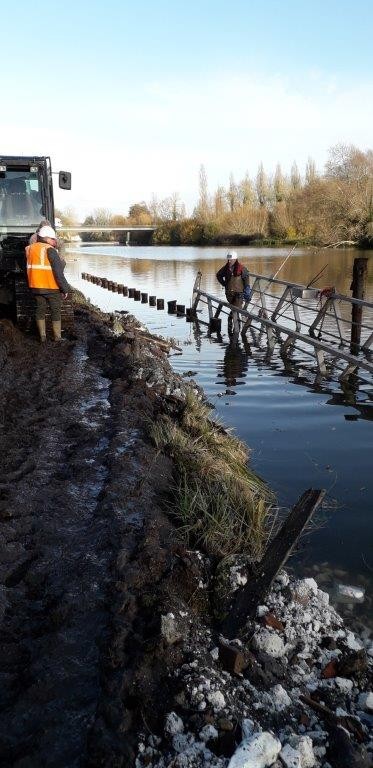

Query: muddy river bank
left=0, top=298, right=371, bottom=767
left=0, top=299, right=188, bottom=765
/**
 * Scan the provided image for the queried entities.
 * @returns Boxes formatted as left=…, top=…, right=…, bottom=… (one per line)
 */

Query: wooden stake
left=350, top=257, right=368, bottom=354
left=222, top=489, right=325, bottom=637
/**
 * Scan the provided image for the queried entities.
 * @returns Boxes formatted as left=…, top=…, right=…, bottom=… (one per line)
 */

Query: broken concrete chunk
left=335, top=676, right=354, bottom=693
left=280, top=744, right=302, bottom=768
left=241, top=718, right=255, bottom=739
left=199, top=724, right=218, bottom=742
left=270, top=684, right=291, bottom=711
left=252, top=629, right=286, bottom=658
left=165, top=711, right=184, bottom=736
left=292, top=578, right=318, bottom=604
left=161, top=612, right=182, bottom=645
left=358, top=691, right=373, bottom=712
left=172, top=732, right=195, bottom=753
left=316, top=588, right=329, bottom=606
left=287, top=736, right=316, bottom=767
left=345, top=631, right=363, bottom=651
left=207, top=690, right=226, bottom=711
left=228, top=732, right=281, bottom=768
left=274, top=571, right=290, bottom=588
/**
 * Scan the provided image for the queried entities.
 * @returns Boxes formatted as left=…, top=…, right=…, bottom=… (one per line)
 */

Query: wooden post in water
left=134, top=290, right=141, bottom=300
left=128, top=288, right=135, bottom=298
left=350, top=257, right=368, bottom=355
left=168, top=300, right=177, bottom=313
left=186, top=307, right=197, bottom=322
left=209, top=317, right=222, bottom=333
left=123, top=286, right=128, bottom=296
left=141, top=292, right=148, bottom=303
left=176, top=304, right=185, bottom=316
left=157, top=298, right=164, bottom=310
left=149, top=296, right=156, bottom=306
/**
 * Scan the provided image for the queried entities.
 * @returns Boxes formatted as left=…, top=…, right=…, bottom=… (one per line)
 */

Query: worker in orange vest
left=25, top=225, right=69, bottom=342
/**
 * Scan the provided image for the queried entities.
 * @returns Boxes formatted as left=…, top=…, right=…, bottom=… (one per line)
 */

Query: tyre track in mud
left=0, top=315, right=144, bottom=767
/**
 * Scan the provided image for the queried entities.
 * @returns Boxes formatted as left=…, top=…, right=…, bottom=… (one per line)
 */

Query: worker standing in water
left=216, top=250, right=251, bottom=308
left=25, top=225, right=69, bottom=342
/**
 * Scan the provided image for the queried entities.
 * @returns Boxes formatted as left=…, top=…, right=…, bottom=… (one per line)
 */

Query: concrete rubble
left=135, top=570, right=372, bottom=768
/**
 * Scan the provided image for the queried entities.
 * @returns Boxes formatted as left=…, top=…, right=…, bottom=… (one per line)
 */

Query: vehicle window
left=0, top=171, right=43, bottom=227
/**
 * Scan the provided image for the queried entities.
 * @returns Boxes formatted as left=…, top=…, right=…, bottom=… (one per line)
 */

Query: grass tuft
left=149, top=392, right=275, bottom=561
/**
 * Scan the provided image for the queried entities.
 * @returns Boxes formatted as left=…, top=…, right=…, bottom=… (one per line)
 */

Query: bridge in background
left=58, top=225, right=155, bottom=244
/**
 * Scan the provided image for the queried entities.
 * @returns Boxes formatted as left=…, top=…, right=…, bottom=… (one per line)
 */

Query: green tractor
left=0, top=156, right=73, bottom=329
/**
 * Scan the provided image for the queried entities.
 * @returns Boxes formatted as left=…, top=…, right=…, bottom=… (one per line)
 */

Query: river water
left=65, top=244, right=373, bottom=625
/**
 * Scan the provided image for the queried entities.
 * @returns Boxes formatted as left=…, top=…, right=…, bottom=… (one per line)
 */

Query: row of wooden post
left=81, top=272, right=197, bottom=321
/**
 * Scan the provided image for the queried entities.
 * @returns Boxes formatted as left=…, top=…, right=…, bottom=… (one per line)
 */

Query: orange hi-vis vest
left=25, top=242, right=59, bottom=290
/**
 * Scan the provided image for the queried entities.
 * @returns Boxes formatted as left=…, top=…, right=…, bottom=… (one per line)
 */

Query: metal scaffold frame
left=191, top=271, right=373, bottom=384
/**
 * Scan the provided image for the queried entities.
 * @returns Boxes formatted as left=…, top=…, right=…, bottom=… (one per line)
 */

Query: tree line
left=57, top=144, right=373, bottom=247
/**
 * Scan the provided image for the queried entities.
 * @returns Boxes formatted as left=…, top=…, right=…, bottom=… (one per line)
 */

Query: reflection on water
left=66, top=244, right=373, bottom=626
left=219, top=334, right=252, bottom=389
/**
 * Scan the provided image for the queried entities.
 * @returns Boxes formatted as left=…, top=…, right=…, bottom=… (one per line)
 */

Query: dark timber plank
left=223, top=489, right=325, bottom=637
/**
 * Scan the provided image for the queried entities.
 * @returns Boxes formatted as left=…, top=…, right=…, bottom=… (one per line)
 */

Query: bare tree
left=290, top=161, right=301, bottom=190
left=256, top=163, right=270, bottom=207
left=274, top=163, right=288, bottom=202
left=227, top=173, right=240, bottom=212
left=157, top=194, right=185, bottom=221
left=325, top=143, right=373, bottom=185
left=239, top=173, right=256, bottom=206
left=213, top=185, right=228, bottom=218
left=197, top=164, right=210, bottom=221
left=148, top=194, right=160, bottom=222
left=305, top=157, right=317, bottom=185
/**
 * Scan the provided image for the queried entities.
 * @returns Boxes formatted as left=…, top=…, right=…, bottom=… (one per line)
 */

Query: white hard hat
left=38, top=225, right=57, bottom=240
left=226, top=250, right=238, bottom=260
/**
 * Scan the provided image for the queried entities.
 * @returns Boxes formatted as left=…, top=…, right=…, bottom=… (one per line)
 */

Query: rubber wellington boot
left=52, top=320, right=64, bottom=341
left=36, top=318, right=47, bottom=343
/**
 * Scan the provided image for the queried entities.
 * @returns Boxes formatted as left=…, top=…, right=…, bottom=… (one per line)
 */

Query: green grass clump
left=149, top=392, right=274, bottom=561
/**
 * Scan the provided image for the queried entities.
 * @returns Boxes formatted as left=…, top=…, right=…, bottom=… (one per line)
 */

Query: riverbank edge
left=71, top=295, right=372, bottom=768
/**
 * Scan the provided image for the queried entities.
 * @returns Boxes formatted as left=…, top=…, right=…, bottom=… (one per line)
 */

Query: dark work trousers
left=34, top=292, right=62, bottom=321
left=226, top=291, right=243, bottom=309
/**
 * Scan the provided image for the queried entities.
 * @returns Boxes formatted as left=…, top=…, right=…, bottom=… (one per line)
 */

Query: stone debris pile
left=135, top=570, right=372, bottom=768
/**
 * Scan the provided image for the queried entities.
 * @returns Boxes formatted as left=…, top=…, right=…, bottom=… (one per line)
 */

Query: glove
left=243, top=286, right=252, bottom=301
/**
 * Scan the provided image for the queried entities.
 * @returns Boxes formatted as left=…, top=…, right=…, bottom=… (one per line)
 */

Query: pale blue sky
left=2, top=0, right=372, bottom=216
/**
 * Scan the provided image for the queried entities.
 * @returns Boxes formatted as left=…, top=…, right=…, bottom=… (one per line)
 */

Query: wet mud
left=0, top=305, right=193, bottom=767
